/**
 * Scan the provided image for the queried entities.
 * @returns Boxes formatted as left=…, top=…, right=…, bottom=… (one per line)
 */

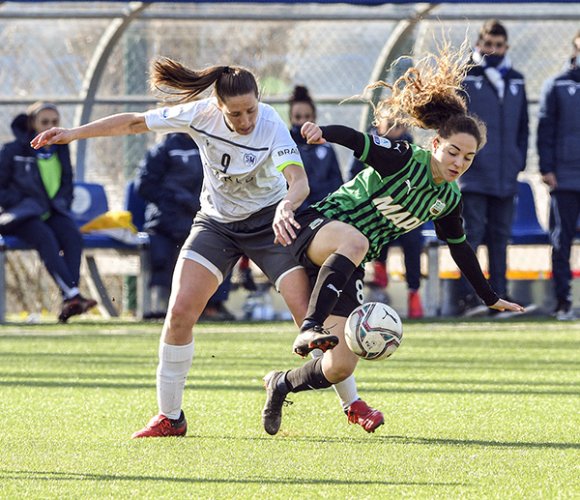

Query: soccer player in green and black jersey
left=262, top=43, right=526, bottom=436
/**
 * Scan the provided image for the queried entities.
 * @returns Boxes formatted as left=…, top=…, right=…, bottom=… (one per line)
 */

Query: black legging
left=5, top=213, right=82, bottom=297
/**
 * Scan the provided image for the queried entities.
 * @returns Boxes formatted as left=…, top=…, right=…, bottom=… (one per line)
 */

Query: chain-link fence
left=0, top=1, right=578, bottom=316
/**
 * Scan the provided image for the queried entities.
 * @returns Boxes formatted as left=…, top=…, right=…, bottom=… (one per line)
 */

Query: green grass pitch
left=0, top=319, right=578, bottom=499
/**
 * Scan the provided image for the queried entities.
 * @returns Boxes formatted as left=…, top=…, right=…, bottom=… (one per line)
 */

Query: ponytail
left=150, top=57, right=258, bottom=104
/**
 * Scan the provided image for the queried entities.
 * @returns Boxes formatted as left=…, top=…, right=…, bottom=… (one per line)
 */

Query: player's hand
left=489, top=298, right=525, bottom=313
left=301, top=122, right=326, bottom=144
left=541, top=173, right=557, bottom=190
left=273, top=199, right=301, bottom=246
left=30, top=127, right=74, bottom=149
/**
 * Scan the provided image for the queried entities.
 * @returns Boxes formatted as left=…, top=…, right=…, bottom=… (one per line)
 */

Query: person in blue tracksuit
left=455, top=19, right=529, bottom=316
left=136, top=132, right=233, bottom=320
left=0, top=102, right=96, bottom=322
left=537, top=31, right=580, bottom=321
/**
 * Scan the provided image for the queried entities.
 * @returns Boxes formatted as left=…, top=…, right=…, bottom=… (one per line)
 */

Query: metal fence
left=1, top=2, right=578, bottom=210
left=0, top=1, right=578, bottom=316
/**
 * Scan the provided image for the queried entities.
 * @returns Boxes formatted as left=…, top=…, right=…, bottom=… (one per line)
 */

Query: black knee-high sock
left=279, top=357, right=332, bottom=394
left=300, top=253, right=357, bottom=331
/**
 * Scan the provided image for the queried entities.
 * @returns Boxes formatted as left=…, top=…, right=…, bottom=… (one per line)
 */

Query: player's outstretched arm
left=31, top=112, right=148, bottom=149
left=447, top=240, right=527, bottom=314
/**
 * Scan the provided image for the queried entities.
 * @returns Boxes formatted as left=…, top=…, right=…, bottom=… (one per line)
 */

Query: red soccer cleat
left=408, top=290, right=424, bottom=319
left=370, top=261, right=388, bottom=288
left=131, top=411, right=187, bottom=438
left=346, top=400, right=384, bottom=433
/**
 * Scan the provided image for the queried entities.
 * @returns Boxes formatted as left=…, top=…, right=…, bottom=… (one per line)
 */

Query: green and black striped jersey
left=306, top=125, right=498, bottom=306
left=313, top=130, right=463, bottom=263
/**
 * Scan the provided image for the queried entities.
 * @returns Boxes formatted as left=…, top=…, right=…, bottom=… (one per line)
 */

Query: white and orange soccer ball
left=344, top=302, right=403, bottom=361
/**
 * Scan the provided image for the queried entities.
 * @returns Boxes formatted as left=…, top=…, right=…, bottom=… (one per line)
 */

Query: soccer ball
left=344, top=302, right=403, bottom=361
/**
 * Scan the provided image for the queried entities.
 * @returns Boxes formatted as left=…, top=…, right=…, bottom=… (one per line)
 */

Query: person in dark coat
left=537, top=31, right=580, bottom=320
left=455, top=20, right=530, bottom=316
left=288, top=85, right=343, bottom=211
left=135, top=132, right=233, bottom=320
left=0, top=101, right=96, bottom=322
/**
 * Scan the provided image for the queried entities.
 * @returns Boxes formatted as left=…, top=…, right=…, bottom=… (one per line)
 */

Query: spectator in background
left=350, top=120, right=424, bottom=318
left=136, top=132, right=234, bottom=321
left=537, top=31, right=580, bottom=321
left=288, top=85, right=343, bottom=210
left=456, top=19, right=530, bottom=316
left=0, top=101, right=96, bottom=322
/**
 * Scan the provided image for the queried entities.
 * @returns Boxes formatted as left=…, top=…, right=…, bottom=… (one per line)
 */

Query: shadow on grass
left=212, top=433, right=580, bottom=451
left=385, top=435, right=580, bottom=451
left=0, top=372, right=578, bottom=394
left=0, top=377, right=578, bottom=396
left=0, top=469, right=464, bottom=487
left=366, top=376, right=580, bottom=388
left=1, top=348, right=577, bottom=373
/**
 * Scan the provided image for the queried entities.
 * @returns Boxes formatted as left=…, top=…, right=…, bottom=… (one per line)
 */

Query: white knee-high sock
left=157, top=341, right=194, bottom=419
left=310, top=349, right=359, bottom=410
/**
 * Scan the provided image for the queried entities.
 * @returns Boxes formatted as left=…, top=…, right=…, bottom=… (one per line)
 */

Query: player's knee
left=324, top=363, right=355, bottom=384
left=166, top=300, right=197, bottom=332
left=322, top=355, right=357, bottom=383
left=341, top=230, right=369, bottom=263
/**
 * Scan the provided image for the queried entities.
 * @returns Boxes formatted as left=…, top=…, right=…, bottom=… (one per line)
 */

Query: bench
left=0, top=182, right=151, bottom=322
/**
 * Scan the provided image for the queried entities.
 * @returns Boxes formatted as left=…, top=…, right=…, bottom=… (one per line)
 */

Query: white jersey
left=144, top=98, right=303, bottom=223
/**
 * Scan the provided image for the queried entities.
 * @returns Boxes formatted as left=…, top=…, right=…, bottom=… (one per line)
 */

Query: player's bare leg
left=133, top=258, right=218, bottom=438
left=293, top=222, right=368, bottom=356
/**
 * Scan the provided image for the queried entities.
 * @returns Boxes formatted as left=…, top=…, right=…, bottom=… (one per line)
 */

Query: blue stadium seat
left=511, top=181, right=550, bottom=245
left=70, top=182, right=109, bottom=227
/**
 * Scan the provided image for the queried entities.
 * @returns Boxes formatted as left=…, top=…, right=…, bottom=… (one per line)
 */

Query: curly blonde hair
left=370, top=39, right=487, bottom=150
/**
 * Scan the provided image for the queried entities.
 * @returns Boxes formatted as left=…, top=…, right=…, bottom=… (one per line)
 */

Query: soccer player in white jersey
left=31, top=58, right=382, bottom=437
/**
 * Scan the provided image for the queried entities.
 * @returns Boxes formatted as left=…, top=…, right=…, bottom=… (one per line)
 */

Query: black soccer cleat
left=262, top=370, right=290, bottom=435
left=58, top=294, right=97, bottom=323
left=292, top=325, right=339, bottom=357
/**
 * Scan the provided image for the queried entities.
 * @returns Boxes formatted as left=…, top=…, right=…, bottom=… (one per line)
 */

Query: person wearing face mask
left=288, top=85, right=343, bottom=211
left=455, top=19, right=530, bottom=317
left=537, top=31, right=580, bottom=321
left=0, top=102, right=97, bottom=323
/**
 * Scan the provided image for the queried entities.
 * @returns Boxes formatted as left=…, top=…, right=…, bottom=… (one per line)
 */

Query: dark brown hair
left=288, top=85, right=316, bottom=118
left=370, top=40, right=487, bottom=150
left=150, top=57, right=259, bottom=104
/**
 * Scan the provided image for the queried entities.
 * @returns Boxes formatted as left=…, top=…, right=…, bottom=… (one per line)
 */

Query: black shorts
left=181, top=203, right=302, bottom=289
left=292, top=208, right=366, bottom=318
